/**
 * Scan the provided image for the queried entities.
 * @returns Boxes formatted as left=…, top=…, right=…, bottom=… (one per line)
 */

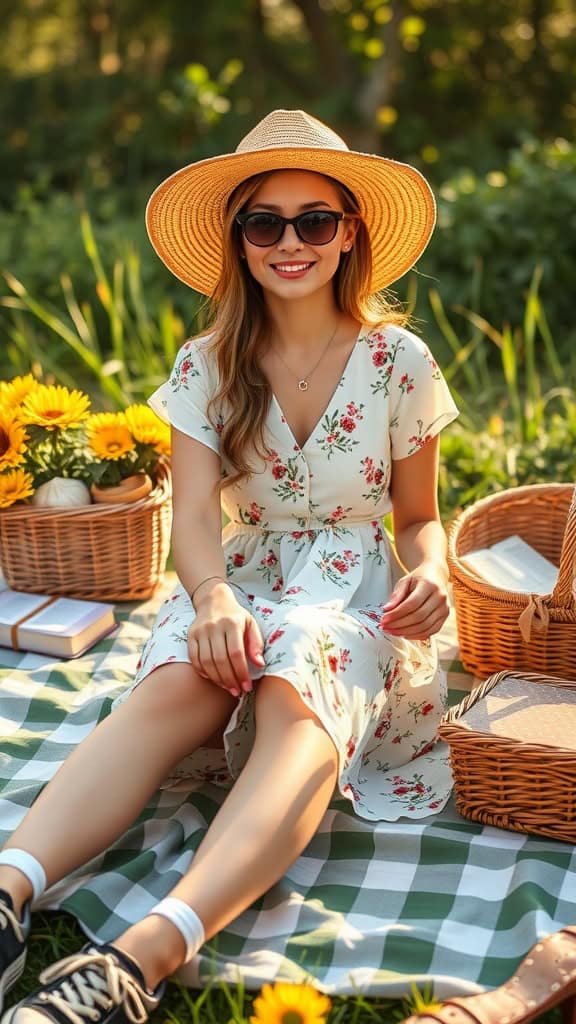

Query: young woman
left=0, top=109, right=463, bottom=1024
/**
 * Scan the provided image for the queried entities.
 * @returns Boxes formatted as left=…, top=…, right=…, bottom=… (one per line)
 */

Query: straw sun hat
left=146, top=108, right=436, bottom=296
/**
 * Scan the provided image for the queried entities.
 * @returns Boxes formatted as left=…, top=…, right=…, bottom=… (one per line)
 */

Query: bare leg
left=0, top=664, right=237, bottom=913
left=113, top=676, right=339, bottom=989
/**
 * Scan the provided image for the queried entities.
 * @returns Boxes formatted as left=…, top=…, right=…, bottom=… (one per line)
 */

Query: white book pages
left=22, top=598, right=114, bottom=637
left=462, top=535, right=559, bottom=594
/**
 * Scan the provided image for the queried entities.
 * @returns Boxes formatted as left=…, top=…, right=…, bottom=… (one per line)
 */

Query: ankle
left=112, top=916, right=186, bottom=992
left=0, top=866, right=33, bottom=917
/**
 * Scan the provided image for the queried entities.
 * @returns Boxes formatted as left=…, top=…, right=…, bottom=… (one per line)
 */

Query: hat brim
left=145, top=147, right=436, bottom=296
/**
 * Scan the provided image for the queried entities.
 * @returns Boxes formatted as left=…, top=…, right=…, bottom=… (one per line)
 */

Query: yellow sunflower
left=86, top=412, right=135, bottom=461
left=124, top=404, right=171, bottom=455
left=86, top=411, right=128, bottom=432
left=21, top=384, right=91, bottom=429
left=0, top=407, right=29, bottom=470
left=0, top=468, right=35, bottom=508
left=250, top=983, right=331, bottom=1024
left=0, top=374, right=40, bottom=410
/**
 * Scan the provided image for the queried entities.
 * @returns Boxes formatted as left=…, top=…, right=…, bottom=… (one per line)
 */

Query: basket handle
left=551, top=483, right=576, bottom=607
left=518, top=484, right=576, bottom=640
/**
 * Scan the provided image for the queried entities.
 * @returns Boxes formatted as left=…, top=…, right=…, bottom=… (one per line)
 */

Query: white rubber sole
left=0, top=949, right=27, bottom=1018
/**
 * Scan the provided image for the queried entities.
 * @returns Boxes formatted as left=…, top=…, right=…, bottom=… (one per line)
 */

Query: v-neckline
left=271, top=325, right=365, bottom=452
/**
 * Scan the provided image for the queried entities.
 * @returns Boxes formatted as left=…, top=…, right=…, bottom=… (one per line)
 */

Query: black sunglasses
left=235, top=209, right=357, bottom=247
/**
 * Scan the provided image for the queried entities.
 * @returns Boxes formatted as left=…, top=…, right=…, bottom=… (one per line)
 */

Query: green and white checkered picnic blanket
left=1, top=576, right=575, bottom=998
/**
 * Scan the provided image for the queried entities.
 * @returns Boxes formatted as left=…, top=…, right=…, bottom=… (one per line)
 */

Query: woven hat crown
left=235, top=109, right=349, bottom=155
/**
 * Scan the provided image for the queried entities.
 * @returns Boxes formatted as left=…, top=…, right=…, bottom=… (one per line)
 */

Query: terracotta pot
left=90, top=473, right=154, bottom=505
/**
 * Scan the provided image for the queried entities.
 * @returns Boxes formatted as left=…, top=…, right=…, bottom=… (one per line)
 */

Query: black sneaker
left=0, top=890, right=30, bottom=1014
left=1, top=943, right=165, bottom=1024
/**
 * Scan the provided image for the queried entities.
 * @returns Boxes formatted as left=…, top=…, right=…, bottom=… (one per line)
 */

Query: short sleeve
left=388, top=328, right=459, bottom=460
left=147, top=338, right=221, bottom=454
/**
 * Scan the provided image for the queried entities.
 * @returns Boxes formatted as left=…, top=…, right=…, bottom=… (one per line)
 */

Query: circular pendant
left=298, top=379, right=309, bottom=391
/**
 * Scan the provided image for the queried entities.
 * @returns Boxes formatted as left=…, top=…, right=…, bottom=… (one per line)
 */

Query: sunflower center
left=108, top=442, right=123, bottom=453
left=281, top=1013, right=304, bottom=1024
left=44, top=409, right=64, bottom=420
left=0, top=428, right=8, bottom=457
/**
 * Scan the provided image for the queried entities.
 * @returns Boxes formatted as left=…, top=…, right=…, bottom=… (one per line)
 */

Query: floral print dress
left=114, top=325, right=459, bottom=821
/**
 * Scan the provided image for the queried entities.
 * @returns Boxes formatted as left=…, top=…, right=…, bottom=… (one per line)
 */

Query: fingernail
left=231, top=687, right=241, bottom=697
left=242, top=681, right=252, bottom=693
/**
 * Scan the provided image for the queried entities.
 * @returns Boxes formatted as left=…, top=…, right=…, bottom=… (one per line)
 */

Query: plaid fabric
left=1, top=577, right=575, bottom=998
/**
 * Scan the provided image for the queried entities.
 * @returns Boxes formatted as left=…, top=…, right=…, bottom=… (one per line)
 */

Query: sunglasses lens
left=243, top=214, right=283, bottom=246
left=297, top=212, right=338, bottom=244
left=240, top=211, right=341, bottom=246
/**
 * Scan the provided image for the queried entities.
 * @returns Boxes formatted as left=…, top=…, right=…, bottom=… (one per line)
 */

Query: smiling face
left=239, top=169, right=358, bottom=302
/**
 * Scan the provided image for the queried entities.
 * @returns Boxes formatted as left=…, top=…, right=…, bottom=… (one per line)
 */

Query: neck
left=265, top=287, right=341, bottom=355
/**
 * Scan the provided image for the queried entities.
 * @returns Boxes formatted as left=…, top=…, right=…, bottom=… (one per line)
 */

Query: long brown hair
left=203, top=170, right=407, bottom=487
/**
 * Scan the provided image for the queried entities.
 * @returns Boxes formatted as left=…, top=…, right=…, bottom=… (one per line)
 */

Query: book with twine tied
left=0, top=589, right=116, bottom=658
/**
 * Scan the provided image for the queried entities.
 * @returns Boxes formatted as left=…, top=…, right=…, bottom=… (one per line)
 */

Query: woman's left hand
left=379, top=566, right=450, bottom=640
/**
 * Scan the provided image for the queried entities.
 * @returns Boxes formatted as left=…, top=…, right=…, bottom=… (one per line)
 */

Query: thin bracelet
left=190, top=575, right=228, bottom=604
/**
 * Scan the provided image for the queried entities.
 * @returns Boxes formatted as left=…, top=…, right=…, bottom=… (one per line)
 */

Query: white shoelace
left=37, top=950, right=150, bottom=1024
left=0, top=902, right=24, bottom=944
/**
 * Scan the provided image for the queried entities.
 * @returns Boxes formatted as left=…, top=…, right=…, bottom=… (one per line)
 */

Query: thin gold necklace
left=272, top=320, right=340, bottom=391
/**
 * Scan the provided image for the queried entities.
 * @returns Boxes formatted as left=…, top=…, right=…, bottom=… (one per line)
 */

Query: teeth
left=274, top=264, right=310, bottom=273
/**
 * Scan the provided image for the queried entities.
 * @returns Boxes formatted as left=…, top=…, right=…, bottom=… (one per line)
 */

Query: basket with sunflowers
left=0, top=375, right=173, bottom=601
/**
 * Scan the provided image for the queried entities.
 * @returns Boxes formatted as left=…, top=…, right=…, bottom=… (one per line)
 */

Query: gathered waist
left=226, top=517, right=381, bottom=535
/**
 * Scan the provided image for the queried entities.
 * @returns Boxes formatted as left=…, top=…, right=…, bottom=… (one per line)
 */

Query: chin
left=262, top=273, right=334, bottom=301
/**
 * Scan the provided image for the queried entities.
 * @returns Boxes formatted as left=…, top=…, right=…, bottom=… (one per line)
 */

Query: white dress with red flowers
left=114, top=325, right=459, bottom=821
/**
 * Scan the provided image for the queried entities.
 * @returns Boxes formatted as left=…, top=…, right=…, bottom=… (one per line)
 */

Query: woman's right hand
left=188, top=581, right=265, bottom=697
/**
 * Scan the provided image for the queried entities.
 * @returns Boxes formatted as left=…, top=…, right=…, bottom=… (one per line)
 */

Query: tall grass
left=423, top=266, right=576, bottom=511
left=1, top=213, right=194, bottom=407
left=429, top=267, right=573, bottom=428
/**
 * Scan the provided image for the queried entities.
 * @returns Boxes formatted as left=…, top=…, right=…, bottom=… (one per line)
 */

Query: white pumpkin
left=32, top=477, right=92, bottom=508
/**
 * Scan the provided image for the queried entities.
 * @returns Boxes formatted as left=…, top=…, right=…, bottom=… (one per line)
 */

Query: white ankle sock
left=147, top=897, right=205, bottom=962
left=0, top=849, right=47, bottom=902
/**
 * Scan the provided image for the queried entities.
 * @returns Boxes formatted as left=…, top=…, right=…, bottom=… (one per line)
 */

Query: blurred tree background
left=1, top=0, right=575, bottom=411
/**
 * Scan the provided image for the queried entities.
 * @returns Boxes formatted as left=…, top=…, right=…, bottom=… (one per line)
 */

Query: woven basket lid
left=460, top=675, right=576, bottom=750
left=146, top=109, right=437, bottom=296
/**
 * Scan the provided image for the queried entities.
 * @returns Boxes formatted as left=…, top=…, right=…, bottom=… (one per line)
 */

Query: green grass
left=8, top=909, right=564, bottom=1024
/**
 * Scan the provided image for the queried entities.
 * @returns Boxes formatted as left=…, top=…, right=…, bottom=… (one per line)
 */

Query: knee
left=254, top=675, right=328, bottom=734
left=131, top=663, right=235, bottom=719
left=254, top=677, right=339, bottom=776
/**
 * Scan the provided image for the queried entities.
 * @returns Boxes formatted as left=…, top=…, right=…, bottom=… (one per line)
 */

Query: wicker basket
left=448, top=483, right=576, bottom=679
left=0, top=465, right=172, bottom=602
left=439, top=670, right=576, bottom=843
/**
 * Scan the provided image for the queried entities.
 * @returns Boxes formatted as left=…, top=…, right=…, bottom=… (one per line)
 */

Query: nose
left=277, top=222, right=303, bottom=251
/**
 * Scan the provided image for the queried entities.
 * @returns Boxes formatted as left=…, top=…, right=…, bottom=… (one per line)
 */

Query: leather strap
left=10, top=596, right=58, bottom=651
left=402, top=928, right=576, bottom=1024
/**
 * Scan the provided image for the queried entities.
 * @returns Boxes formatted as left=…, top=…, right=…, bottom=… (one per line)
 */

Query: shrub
left=417, top=137, right=576, bottom=359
